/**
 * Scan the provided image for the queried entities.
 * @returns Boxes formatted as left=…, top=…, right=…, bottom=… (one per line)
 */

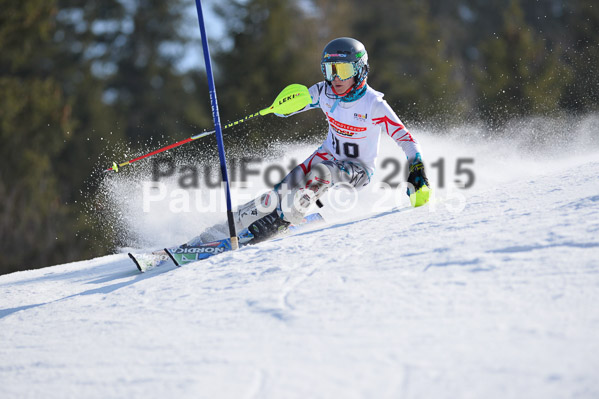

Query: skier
left=197, top=37, right=430, bottom=244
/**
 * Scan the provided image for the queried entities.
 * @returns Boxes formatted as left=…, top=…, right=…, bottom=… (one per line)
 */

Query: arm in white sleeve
left=372, top=98, right=422, bottom=162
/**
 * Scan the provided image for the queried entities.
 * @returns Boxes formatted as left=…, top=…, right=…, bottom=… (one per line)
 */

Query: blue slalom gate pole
left=193, top=0, right=238, bottom=249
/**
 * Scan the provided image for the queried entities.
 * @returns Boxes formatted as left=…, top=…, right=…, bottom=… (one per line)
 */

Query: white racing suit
left=193, top=82, right=423, bottom=243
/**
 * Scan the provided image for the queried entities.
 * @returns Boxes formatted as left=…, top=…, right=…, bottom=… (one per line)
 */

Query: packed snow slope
left=1, top=117, right=599, bottom=398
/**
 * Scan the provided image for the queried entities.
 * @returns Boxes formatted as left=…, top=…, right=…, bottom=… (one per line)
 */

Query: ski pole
left=104, top=83, right=311, bottom=173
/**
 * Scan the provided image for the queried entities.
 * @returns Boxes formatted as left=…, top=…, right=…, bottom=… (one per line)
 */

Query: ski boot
left=187, top=190, right=280, bottom=244
left=248, top=209, right=291, bottom=244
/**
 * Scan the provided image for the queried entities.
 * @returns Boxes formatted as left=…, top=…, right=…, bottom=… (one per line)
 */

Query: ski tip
left=163, top=248, right=180, bottom=267
left=128, top=253, right=143, bottom=272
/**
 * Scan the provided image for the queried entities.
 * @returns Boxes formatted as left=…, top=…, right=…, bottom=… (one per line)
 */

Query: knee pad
left=304, top=162, right=333, bottom=194
left=277, top=164, right=333, bottom=225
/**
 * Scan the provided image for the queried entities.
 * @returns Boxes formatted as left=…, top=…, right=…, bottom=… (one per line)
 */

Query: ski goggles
left=321, top=62, right=357, bottom=81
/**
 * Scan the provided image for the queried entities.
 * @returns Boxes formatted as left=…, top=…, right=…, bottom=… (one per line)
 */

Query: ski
left=128, top=249, right=174, bottom=273
left=129, top=213, right=324, bottom=272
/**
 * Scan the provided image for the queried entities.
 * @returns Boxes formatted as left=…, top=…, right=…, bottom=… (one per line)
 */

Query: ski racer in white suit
left=198, top=37, right=430, bottom=244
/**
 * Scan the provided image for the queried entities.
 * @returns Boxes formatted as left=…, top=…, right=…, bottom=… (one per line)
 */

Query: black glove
left=407, top=159, right=429, bottom=194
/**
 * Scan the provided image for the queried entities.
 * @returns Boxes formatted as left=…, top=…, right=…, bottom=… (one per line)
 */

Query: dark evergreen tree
left=561, top=0, right=599, bottom=112
left=0, top=0, right=215, bottom=274
left=0, top=0, right=74, bottom=273
left=344, top=0, right=463, bottom=122
left=213, top=0, right=325, bottom=145
left=474, top=0, right=572, bottom=125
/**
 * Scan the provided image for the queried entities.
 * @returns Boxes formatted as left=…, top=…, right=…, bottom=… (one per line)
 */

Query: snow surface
left=1, top=116, right=599, bottom=398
